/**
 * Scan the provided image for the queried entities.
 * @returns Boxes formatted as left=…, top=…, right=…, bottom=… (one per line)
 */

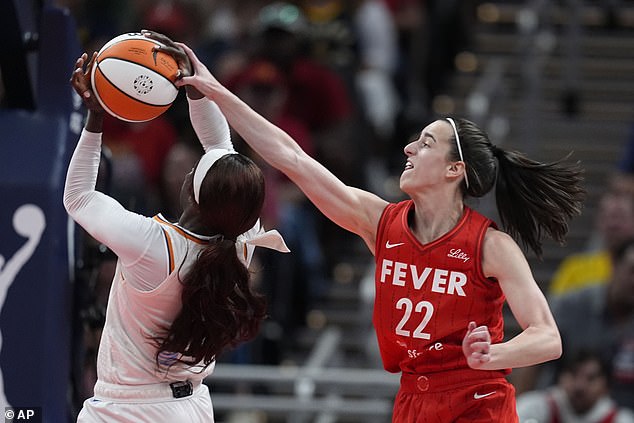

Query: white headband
left=193, top=148, right=235, bottom=204
left=446, top=118, right=469, bottom=188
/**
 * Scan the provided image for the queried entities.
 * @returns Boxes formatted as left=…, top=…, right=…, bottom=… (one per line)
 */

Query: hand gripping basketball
left=70, top=52, right=104, bottom=113
left=90, top=32, right=180, bottom=122
left=140, top=30, right=193, bottom=79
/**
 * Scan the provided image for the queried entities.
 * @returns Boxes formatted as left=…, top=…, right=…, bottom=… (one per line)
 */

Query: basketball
left=91, top=32, right=180, bottom=123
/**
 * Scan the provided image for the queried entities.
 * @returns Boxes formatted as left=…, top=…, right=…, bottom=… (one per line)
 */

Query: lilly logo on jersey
left=447, top=248, right=470, bottom=262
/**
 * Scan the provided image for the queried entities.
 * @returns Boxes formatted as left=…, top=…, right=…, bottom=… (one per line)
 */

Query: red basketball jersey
left=373, top=200, right=507, bottom=375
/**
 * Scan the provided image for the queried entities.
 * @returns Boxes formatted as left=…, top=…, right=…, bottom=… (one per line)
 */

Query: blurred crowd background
left=1, top=0, right=634, bottom=422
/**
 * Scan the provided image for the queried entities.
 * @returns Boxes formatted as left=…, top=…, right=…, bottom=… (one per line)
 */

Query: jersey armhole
left=475, top=220, right=496, bottom=283
left=125, top=221, right=178, bottom=294
left=375, top=202, right=398, bottom=253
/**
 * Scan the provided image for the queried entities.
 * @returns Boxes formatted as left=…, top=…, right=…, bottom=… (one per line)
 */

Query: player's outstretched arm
left=175, top=43, right=388, bottom=252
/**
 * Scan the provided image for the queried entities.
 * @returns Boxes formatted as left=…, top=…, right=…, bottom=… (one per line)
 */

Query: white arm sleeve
left=63, top=129, right=169, bottom=290
left=188, top=96, right=234, bottom=152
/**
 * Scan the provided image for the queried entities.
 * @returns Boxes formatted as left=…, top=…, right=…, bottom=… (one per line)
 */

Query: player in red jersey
left=153, top=32, right=585, bottom=422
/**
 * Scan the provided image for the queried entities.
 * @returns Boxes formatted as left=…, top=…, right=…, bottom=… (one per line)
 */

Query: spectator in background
left=421, top=0, right=474, bottom=106
left=301, top=0, right=402, bottom=197
left=227, top=59, right=316, bottom=162
left=352, top=0, right=400, bottom=142
left=226, top=59, right=327, bottom=364
left=100, top=113, right=179, bottom=214
left=299, top=0, right=400, bottom=140
left=249, top=2, right=366, bottom=271
left=549, top=172, right=634, bottom=296
left=299, top=0, right=399, bottom=143
left=353, top=0, right=404, bottom=200
left=194, top=0, right=271, bottom=82
left=249, top=2, right=358, bottom=182
left=300, top=0, right=359, bottom=81
left=226, top=59, right=316, bottom=232
left=529, top=237, right=634, bottom=408
left=384, top=0, right=427, bottom=119
left=139, top=0, right=203, bottom=46
left=517, top=349, right=634, bottom=423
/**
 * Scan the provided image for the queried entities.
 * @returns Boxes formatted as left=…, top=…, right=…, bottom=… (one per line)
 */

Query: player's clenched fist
left=462, top=321, right=492, bottom=369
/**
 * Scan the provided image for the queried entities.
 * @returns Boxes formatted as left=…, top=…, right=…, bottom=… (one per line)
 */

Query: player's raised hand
left=171, top=43, right=221, bottom=92
left=70, top=52, right=104, bottom=113
left=141, top=29, right=192, bottom=78
left=462, top=321, right=492, bottom=369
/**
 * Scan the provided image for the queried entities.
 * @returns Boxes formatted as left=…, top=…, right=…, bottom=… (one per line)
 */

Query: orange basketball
left=91, top=33, right=180, bottom=123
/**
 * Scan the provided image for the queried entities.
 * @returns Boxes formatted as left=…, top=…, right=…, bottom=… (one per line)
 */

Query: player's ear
left=447, top=161, right=466, bottom=182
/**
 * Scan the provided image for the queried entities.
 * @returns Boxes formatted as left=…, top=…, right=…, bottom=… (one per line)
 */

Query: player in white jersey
left=66, top=52, right=288, bottom=422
